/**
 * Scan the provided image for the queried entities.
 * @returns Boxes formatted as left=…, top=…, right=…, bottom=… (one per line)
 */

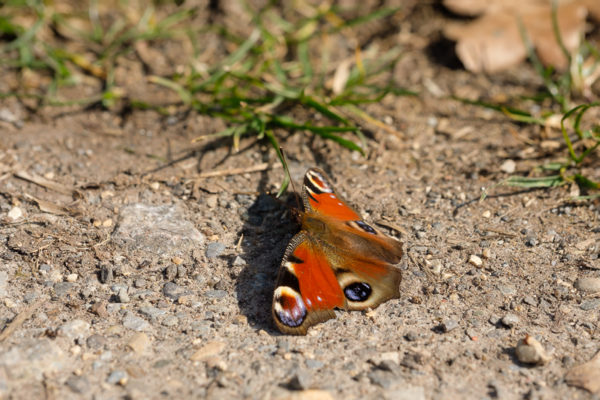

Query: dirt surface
left=1, top=2, right=600, bottom=400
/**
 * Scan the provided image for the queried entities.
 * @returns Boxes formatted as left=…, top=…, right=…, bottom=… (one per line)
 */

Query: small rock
left=163, top=282, right=184, bottom=300
left=65, top=375, right=89, bottom=394
left=468, top=255, right=483, bottom=267
left=86, top=334, right=107, bottom=350
left=482, top=210, right=491, bottom=218
left=206, top=242, right=226, bottom=258
left=305, top=359, right=324, bottom=369
left=91, top=301, right=108, bottom=317
left=190, top=341, right=226, bottom=361
left=58, top=319, right=90, bottom=341
left=126, top=332, right=150, bottom=354
left=233, top=256, right=246, bottom=266
left=482, top=248, right=492, bottom=259
left=161, top=315, right=179, bottom=327
left=580, top=299, right=600, bottom=311
left=106, top=370, right=128, bottom=385
left=523, top=296, right=537, bottom=306
left=501, top=313, right=519, bottom=328
left=134, top=278, right=147, bottom=288
left=99, top=265, right=113, bottom=284
left=500, top=159, right=516, bottom=174
left=525, top=237, right=538, bottom=247
left=53, top=282, right=74, bottom=297
left=515, top=334, right=551, bottom=365
left=367, top=369, right=396, bottom=389
left=442, top=319, right=459, bottom=332
left=113, top=203, right=204, bottom=257
left=0, top=271, right=7, bottom=297
left=288, top=370, right=312, bottom=390
left=498, top=285, right=516, bottom=295
left=575, top=277, right=600, bottom=293
left=205, top=289, right=227, bottom=299
left=122, top=312, right=151, bottom=332
left=66, top=273, right=78, bottom=282
left=172, top=256, right=183, bottom=265
left=139, top=306, right=167, bottom=320
left=118, top=287, right=130, bottom=303
left=404, top=331, right=418, bottom=341
left=164, top=264, right=177, bottom=281
left=7, top=206, right=23, bottom=221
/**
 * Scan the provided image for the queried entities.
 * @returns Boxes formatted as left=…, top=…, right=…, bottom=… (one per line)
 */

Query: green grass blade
left=504, top=175, right=565, bottom=188
left=264, top=130, right=290, bottom=197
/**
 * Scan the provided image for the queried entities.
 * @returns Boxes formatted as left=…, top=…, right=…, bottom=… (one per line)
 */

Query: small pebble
left=65, top=375, right=89, bottom=394
left=66, top=273, right=78, bottom=282
left=190, top=341, right=226, bottom=361
left=501, top=313, right=520, bottom=328
left=58, top=319, right=91, bottom=341
left=126, top=332, right=150, bottom=354
left=172, top=256, right=183, bottom=265
left=86, top=334, right=107, bottom=350
left=206, top=242, right=226, bottom=258
left=161, top=315, right=179, bottom=327
left=163, top=282, right=184, bottom=300
left=580, top=299, right=600, bottom=311
left=139, top=306, right=167, bottom=320
left=500, top=159, right=516, bottom=174
left=469, top=255, right=483, bottom=268
left=305, top=359, right=324, bottom=369
left=482, top=210, right=491, bottom=218
left=287, top=370, right=312, bottom=390
left=205, top=289, right=227, bottom=299
left=106, top=370, right=128, bottom=385
left=7, top=206, right=23, bottom=221
left=523, top=296, right=537, bottom=306
left=515, top=335, right=551, bottom=365
left=99, top=265, right=113, bottom=284
left=122, top=312, right=151, bottom=332
left=525, top=237, right=538, bottom=247
left=482, top=248, right=492, bottom=259
left=118, top=287, right=130, bottom=303
left=233, top=256, right=246, bottom=266
left=574, top=277, right=600, bottom=293
left=442, top=319, right=459, bottom=333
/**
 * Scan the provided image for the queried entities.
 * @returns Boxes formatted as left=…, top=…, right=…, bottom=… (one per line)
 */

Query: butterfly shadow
left=235, top=190, right=299, bottom=335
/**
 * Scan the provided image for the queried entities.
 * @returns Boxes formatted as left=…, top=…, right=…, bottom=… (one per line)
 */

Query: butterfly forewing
left=302, top=168, right=361, bottom=221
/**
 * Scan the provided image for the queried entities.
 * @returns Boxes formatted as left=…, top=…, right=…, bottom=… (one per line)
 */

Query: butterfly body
left=272, top=168, right=403, bottom=335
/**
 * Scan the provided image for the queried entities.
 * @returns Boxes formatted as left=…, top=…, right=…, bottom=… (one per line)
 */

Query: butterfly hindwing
left=273, top=232, right=342, bottom=335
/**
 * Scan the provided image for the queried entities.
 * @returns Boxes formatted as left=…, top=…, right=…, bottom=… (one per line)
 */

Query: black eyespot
left=355, top=220, right=376, bottom=234
left=344, top=282, right=372, bottom=302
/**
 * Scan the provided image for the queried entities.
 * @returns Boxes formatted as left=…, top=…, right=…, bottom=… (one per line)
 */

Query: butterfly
left=272, top=168, right=404, bottom=335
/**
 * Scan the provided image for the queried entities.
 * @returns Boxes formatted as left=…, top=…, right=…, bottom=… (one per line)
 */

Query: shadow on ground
left=235, top=190, right=299, bottom=335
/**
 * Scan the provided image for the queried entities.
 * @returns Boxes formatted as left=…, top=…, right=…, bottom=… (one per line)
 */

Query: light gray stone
left=113, top=203, right=204, bottom=256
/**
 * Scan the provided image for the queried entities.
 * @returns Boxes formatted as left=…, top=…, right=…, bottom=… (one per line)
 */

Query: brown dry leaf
left=565, top=351, right=600, bottom=393
left=443, top=0, right=592, bottom=73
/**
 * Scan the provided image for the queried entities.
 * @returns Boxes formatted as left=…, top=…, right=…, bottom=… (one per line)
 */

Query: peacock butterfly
left=272, top=168, right=403, bottom=335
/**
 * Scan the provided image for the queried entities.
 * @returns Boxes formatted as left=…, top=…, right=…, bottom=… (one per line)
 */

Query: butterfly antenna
left=279, top=147, right=302, bottom=211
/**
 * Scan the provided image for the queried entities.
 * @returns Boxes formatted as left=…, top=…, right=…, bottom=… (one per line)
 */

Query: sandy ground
left=1, top=2, right=600, bottom=399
